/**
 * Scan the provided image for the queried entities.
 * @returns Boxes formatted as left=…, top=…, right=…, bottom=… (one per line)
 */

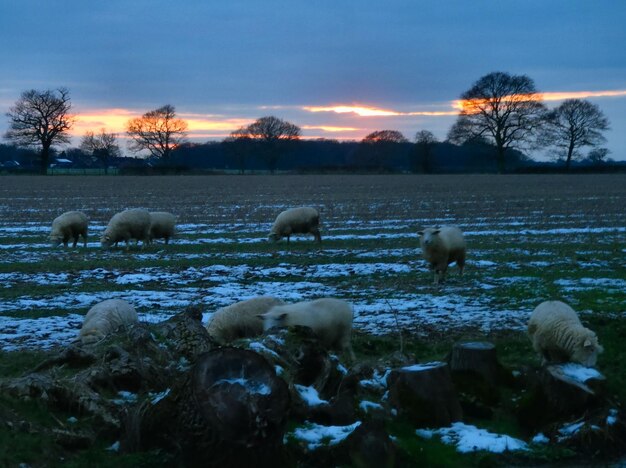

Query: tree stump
left=176, top=348, right=290, bottom=465
left=449, top=341, right=499, bottom=385
left=387, top=361, right=462, bottom=428
left=517, top=363, right=606, bottom=430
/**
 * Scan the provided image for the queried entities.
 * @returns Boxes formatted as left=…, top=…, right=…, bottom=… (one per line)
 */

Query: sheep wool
left=79, top=299, right=138, bottom=345
left=149, top=211, right=176, bottom=244
left=417, top=225, right=466, bottom=284
left=260, top=298, right=354, bottom=358
left=101, top=208, right=152, bottom=248
left=268, top=206, right=321, bottom=243
left=206, top=296, right=285, bottom=344
left=528, top=300, right=603, bottom=367
left=50, top=211, right=89, bottom=247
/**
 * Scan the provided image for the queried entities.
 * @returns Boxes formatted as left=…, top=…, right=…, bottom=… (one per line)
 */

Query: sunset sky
left=1, top=0, right=625, bottom=159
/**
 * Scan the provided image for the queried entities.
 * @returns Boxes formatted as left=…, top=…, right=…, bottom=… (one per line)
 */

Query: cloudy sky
left=1, top=0, right=625, bottom=159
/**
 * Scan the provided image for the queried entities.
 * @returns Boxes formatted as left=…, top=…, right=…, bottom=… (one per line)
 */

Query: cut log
left=387, top=361, right=462, bottom=427
left=176, top=348, right=290, bottom=465
left=516, top=363, right=606, bottom=430
left=449, top=341, right=499, bottom=385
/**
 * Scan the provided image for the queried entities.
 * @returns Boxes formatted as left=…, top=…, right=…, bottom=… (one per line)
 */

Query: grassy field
left=0, top=174, right=625, bottom=466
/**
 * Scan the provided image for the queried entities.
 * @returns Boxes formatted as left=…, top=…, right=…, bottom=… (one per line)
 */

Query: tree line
left=1, top=72, right=613, bottom=174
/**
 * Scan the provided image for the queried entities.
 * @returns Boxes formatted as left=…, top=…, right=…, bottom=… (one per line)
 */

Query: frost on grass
left=415, top=422, right=528, bottom=453
left=288, top=421, right=362, bottom=450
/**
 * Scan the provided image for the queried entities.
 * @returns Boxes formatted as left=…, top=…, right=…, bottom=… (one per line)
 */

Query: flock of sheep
left=51, top=206, right=603, bottom=369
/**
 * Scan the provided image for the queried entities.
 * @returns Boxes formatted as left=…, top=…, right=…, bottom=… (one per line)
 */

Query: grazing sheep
left=50, top=211, right=89, bottom=248
left=259, top=298, right=355, bottom=358
left=268, top=206, right=321, bottom=244
left=79, top=299, right=138, bottom=344
left=206, top=296, right=285, bottom=344
left=528, top=300, right=603, bottom=367
left=100, top=209, right=151, bottom=249
left=417, top=226, right=466, bottom=284
left=149, top=211, right=176, bottom=244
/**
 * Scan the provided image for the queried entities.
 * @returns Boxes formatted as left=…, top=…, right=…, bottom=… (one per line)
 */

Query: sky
left=0, top=0, right=625, bottom=160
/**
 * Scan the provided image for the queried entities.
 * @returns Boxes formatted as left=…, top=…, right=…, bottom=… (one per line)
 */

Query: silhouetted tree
left=238, top=116, right=301, bottom=173
left=80, top=128, right=121, bottom=174
left=222, top=126, right=254, bottom=174
left=542, top=99, right=610, bottom=170
left=358, top=130, right=407, bottom=171
left=413, top=130, right=438, bottom=173
left=4, top=87, right=74, bottom=174
left=448, top=72, right=546, bottom=173
left=126, top=105, right=188, bottom=161
left=587, top=147, right=611, bottom=166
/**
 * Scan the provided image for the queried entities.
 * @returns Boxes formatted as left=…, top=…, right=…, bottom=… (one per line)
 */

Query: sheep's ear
left=583, top=339, right=593, bottom=348
left=432, top=229, right=441, bottom=235
left=256, top=313, right=266, bottom=320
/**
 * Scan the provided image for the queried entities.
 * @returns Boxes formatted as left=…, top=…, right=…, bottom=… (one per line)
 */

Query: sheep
left=528, top=300, right=603, bottom=367
left=49, top=211, right=89, bottom=248
left=268, top=206, right=321, bottom=243
left=101, top=208, right=152, bottom=249
left=417, top=225, right=466, bottom=284
left=206, top=296, right=285, bottom=344
left=259, top=298, right=355, bottom=359
left=149, top=211, right=176, bottom=244
left=78, top=298, right=138, bottom=344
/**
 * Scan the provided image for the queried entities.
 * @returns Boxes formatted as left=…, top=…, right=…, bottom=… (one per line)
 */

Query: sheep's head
left=268, top=232, right=281, bottom=243
left=572, top=332, right=603, bottom=367
left=100, top=234, right=114, bottom=249
left=258, top=311, right=288, bottom=331
left=49, top=234, right=63, bottom=247
left=418, top=227, right=441, bottom=247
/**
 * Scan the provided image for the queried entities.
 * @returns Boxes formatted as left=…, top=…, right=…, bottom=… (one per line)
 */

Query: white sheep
left=417, top=225, right=466, bottom=284
left=268, top=206, right=321, bottom=243
left=149, top=211, right=176, bottom=244
left=259, top=298, right=355, bottom=358
left=78, top=298, right=138, bottom=344
left=206, top=296, right=285, bottom=344
left=101, top=209, right=152, bottom=249
left=50, top=211, right=89, bottom=247
left=528, top=300, right=603, bottom=367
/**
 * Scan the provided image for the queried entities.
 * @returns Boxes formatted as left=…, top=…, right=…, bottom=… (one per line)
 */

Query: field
left=1, top=174, right=625, bottom=466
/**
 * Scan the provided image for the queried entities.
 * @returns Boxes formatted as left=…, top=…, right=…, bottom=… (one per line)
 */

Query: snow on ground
left=415, top=422, right=528, bottom=453
left=288, top=421, right=362, bottom=450
left=1, top=214, right=623, bottom=351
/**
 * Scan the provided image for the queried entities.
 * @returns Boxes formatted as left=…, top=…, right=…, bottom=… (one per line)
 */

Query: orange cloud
left=301, top=124, right=360, bottom=132
left=303, top=104, right=457, bottom=117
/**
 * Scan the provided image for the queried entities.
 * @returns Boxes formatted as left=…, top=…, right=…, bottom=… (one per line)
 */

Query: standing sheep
left=528, top=300, right=603, bottom=367
left=50, top=211, right=89, bottom=248
left=417, top=226, right=466, bottom=284
left=100, top=209, right=152, bottom=249
left=206, top=296, right=285, bottom=344
left=259, top=298, right=355, bottom=359
left=268, top=206, right=321, bottom=244
left=78, top=298, right=138, bottom=344
left=149, top=211, right=176, bottom=244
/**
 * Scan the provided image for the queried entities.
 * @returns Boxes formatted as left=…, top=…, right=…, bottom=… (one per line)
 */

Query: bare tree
left=126, top=105, right=188, bottom=161
left=447, top=72, right=546, bottom=173
left=587, top=147, right=611, bottom=166
left=80, top=128, right=121, bottom=174
left=4, top=88, right=74, bottom=174
left=413, top=130, right=438, bottom=173
left=542, top=99, right=610, bottom=170
left=358, top=130, right=407, bottom=171
left=222, top=127, right=253, bottom=174
left=238, top=116, right=301, bottom=173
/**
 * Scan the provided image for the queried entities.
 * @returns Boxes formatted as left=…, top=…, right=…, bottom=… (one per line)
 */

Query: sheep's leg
left=82, top=233, right=87, bottom=248
left=72, top=237, right=78, bottom=248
